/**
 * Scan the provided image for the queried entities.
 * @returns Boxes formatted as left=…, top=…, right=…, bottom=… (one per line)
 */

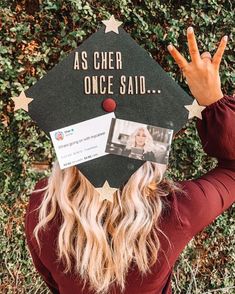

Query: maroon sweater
left=25, top=94, right=235, bottom=294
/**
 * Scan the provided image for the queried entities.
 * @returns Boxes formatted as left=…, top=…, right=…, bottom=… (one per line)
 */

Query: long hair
left=33, top=161, right=184, bottom=294
left=125, top=127, right=156, bottom=153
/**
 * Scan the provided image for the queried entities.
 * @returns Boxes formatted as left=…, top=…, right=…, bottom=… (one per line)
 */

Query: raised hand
left=167, top=26, right=228, bottom=106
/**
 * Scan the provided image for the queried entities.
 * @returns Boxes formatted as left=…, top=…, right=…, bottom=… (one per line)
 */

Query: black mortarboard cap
left=14, top=16, right=193, bottom=188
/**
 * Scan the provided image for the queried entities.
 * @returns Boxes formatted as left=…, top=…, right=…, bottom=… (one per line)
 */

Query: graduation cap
left=11, top=15, right=206, bottom=199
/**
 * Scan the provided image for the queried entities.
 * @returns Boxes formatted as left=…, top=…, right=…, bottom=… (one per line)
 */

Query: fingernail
left=167, top=44, right=173, bottom=51
left=187, top=27, right=193, bottom=33
left=223, top=35, right=228, bottom=41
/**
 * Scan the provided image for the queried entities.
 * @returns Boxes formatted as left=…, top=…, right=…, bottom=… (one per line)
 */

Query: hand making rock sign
left=167, top=26, right=228, bottom=106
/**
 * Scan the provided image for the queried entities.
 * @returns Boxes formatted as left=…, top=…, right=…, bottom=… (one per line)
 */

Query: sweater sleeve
left=177, top=94, right=235, bottom=239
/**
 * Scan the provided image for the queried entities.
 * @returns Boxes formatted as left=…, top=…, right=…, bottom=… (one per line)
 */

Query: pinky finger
left=167, top=44, right=189, bottom=71
left=212, top=36, right=228, bottom=70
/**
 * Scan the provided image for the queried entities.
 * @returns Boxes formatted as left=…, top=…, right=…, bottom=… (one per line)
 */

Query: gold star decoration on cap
left=11, top=91, right=34, bottom=112
left=95, top=181, right=118, bottom=203
left=184, top=99, right=206, bottom=120
left=102, top=15, right=123, bottom=34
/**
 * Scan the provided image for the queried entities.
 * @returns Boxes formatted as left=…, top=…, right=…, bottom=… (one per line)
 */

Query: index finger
left=187, top=27, right=201, bottom=64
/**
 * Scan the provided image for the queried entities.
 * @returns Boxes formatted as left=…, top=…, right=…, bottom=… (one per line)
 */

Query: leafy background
left=0, top=0, right=234, bottom=293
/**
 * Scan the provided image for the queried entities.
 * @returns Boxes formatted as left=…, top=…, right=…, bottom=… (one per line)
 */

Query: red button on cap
left=102, top=98, right=117, bottom=112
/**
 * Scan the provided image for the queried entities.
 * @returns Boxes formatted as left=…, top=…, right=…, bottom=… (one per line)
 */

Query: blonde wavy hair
left=33, top=160, right=184, bottom=294
left=125, top=127, right=156, bottom=153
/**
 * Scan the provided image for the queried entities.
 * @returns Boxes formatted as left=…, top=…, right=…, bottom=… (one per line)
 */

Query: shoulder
left=158, top=180, right=195, bottom=233
left=25, top=177, right=49, bottom=236
left=167, top=178, right=213, bottom=234
left=159, top=180, right=195, bottom=225
left=29, top=177, right=49, bottom=210
left=34, top=177, right=48, bottom=191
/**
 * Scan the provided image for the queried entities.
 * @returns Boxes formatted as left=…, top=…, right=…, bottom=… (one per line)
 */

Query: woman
left=25, top=27, right=234, bottom=294
left=122, top=127, right=161, bottom=162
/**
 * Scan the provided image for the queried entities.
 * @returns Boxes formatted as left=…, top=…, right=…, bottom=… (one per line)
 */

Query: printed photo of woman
left=122, top=127, right=165, bottom=162
left=105, top=119, right=173, bottom=164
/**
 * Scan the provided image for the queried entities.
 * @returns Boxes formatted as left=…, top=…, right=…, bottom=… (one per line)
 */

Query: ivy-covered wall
left=0, top=0, right=234, bottom=293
